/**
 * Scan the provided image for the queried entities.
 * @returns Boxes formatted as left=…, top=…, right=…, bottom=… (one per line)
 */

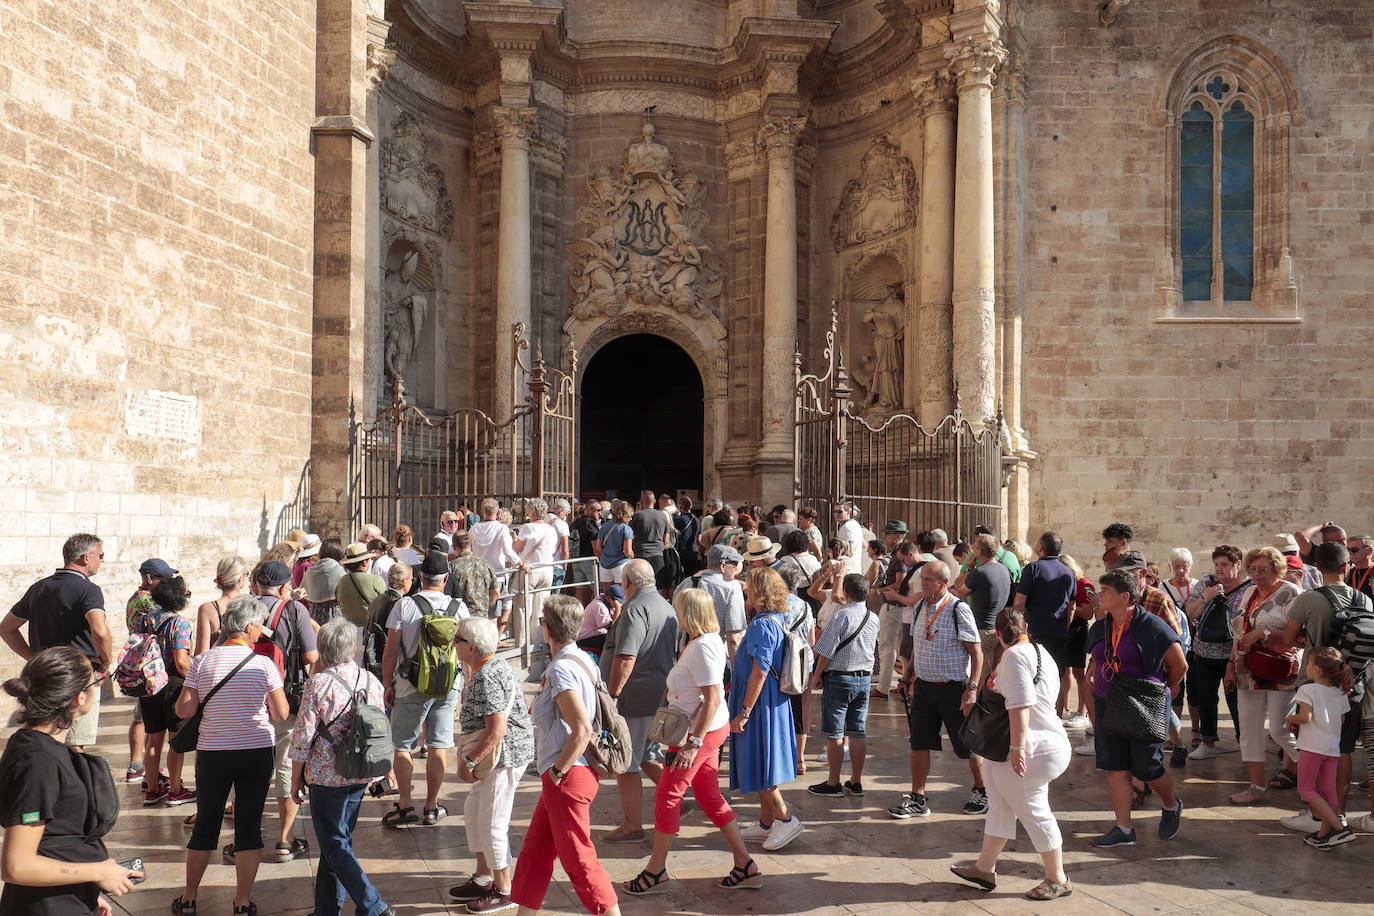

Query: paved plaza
left=47, top=687, right=1374, bottom=915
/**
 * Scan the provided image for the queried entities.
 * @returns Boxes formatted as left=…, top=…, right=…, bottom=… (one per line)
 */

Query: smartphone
left=118, top=857, right=147, bottom=885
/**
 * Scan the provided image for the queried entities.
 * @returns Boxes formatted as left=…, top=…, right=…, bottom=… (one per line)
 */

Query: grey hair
left=930, top=528, right=949, bottom=545
left=221, top=595, right=266, bottom=637
left=1169, top=547, right=1193, bottom=564
left=541, top=594, right=585, bottom=644
left=551, top=497, right=570, bottom=514
left=922, top=560, right=951, bottom=583
left=526, top=496, right=548, bottom=518
left=388, top=562, right=412, bottom=590
left=781, top=508, right=796, bottom=522
left=623, top=558, right=656, bottom=587
left=421, top=574, right=447, bottom=590
left=215, top=554, right=248, bottom=589
left=316, top=618, right=358, bottom=668
left=457, top=616, right=499, bottom=656
left=707, top=497, right=724, bottom=510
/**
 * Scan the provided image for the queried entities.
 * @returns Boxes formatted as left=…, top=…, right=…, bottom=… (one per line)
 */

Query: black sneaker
left=1159, top=798, right=1183, bottom=840
left=888, top=793, right=929, bottom=819
left=962, top=787, right=989, bottom=815
left=1305, top=827, right=1356, bottom=849
left=843, top=780, right=864, bottom=797
left=1169, top=746, right=1187, bottom=769
left=808, top=780, right=845, bottom=798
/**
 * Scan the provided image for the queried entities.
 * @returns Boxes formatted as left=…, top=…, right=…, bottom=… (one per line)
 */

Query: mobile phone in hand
left=118, top=858, right=147, bottom=885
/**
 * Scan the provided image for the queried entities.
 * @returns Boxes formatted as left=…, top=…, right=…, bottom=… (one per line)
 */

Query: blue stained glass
left=1221, top=210, right=1253, bottom=255
left=1181, top=104, right=1213, bottom=166
left=1223, top=254, right=1252, bottom=300
left=1221, top=167, right=1254, bottom=209
left=1182, top=257, right=1212, bottom=300
left=1179, top=101, right=1215, bottom=300
left=1219, top=100, right=1254, bottom=299
left=1221, top=103, right=1253, bottom=166
left=1180, top=208, right=1212, bottom=256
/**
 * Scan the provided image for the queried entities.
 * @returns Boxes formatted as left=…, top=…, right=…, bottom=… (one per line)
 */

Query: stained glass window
left=1221, top=101, right=1254, bottom=300
left=1180, top=102, right=1213, bottom=301
left=1178, top=78, right=1254, bottom=303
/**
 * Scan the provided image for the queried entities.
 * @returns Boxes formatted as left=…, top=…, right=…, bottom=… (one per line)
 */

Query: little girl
left=1285, top=647, right=1354, bottom=849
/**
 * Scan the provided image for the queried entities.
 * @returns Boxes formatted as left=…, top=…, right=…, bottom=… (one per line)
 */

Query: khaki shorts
left=67, top=688, right=101, bottom=747
left=273, top=716, right=297, bottom=799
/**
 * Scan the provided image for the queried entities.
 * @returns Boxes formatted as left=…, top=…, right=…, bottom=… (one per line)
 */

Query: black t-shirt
left=10, top=570, right=105, bottom=660
left=571, top=515, right=601, bottom=559
left=1351, top=566, right=1374, bottom=606
left=0, top=730, right=108, bottom=915
left=631, top=508, right=669, bottom=559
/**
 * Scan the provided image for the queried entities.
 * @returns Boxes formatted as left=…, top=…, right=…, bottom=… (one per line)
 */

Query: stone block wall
left=0, top=0, right=317, bottom=690
left=1020, top=1, right=1374, bottom=574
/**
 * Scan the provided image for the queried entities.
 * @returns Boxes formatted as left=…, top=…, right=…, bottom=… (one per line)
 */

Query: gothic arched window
left=1158, top=38, right=1299, bottom=320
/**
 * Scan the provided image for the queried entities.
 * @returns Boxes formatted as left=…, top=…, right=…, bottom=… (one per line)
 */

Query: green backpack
left=403, top=594, right=462, bottom=697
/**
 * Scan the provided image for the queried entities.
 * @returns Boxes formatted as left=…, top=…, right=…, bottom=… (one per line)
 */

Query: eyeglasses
left=443, top=519, right=460, bottom=526
left=454, top=637, right=469, bottom=645
left=85, top=671, right=107, bottom=691
left=1245, top=566, right=1270, bottom=575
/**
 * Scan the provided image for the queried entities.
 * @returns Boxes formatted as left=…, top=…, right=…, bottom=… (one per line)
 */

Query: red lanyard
left=1171, top=579, right=1191, bottom=606
left=1104, top=615, right=1128, bottom=680
left=1354, top=567, right=1373, bottom=595
left=1243, top=582, right=1281, bottom=633
left=924, top=593, right=953, bottom=641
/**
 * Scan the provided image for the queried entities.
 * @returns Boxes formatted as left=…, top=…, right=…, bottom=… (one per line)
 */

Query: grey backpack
left=317, top=669, right=393, bottom=781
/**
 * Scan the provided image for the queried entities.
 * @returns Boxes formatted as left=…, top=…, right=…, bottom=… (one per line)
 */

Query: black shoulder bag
left=170, top=653, right=255, bottom=753
left=959, top=642, right=1043, bottom=762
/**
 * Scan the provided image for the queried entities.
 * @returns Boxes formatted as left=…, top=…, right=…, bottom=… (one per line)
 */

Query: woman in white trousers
left=950, top=608, right=1074, bottom=901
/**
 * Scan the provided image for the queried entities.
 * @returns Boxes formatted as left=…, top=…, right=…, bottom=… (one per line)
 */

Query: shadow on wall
left=263, top=461, right=311, bottom=554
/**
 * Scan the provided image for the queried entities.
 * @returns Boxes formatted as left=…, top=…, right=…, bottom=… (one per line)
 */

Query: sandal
left=1229, top=785, right=1269, bottom=806
left=423, top=804, right=448, bottom=826
left=232, top=904, right=257, bottom=916
left=275, top=838, right=308, bottom=862
left=624, top=867, right=670, bottom=895
left=222, top=843, right=237, bottom=863
left=1269, top=768, right=1298, bottom=790
left=949, top=864, right=996, bottom=891
left=720, top=859, right=761, bottom=889
left=1026, top=879, right=1073, bottom=901
left=171, top=895, right=198, bottom=914
left=1130, top=784, right=1152, bottom=811
left=382, top=803, right=419, bottom=828
left=182, top=814, right=196, bottom=829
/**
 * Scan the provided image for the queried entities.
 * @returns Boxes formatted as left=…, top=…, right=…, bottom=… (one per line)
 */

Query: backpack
left=255, top=598, right=306, bottom=714
left=317, top=669, right=393, bottom=780
left=44, top=750, right=119, bottom=847
left=565, top=651, right=633, bottom=777
left=1319, top=586, right=1374, bottom=699
left=402, top=594, right=462, bottom=697
left=362, top=588, right=403, bottom=678
left=1195, top=580, right=1248, bottom=644
left=769, top=612, right=814, bottom=696
left=114, top=617, right=173, bottom=698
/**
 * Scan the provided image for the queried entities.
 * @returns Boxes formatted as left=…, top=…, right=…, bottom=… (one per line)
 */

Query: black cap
left=420, top=553, right=450, bottom=578
left=255, top=561, right=292, bottom=588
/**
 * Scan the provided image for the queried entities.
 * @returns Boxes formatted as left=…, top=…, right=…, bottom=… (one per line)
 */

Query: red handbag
left=1244, top=644, right=1299, bottom=683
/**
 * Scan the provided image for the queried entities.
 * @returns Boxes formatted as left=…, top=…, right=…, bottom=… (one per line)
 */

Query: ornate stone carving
left=912, top=69, right=957, bottom=118
left=830, top=135, right=919, bottom=251
left=855, top=285, right=906, bottom=414
left=567, top=123, right=722, bottom=320
left=366, top=43, right=396, bottom=89
left=724, top=136, right=759, bottom=172
left=1099, top=0, right=1131, bottom=27
left=758, top=117, right=807, bottom=161
left=948, top=37, right=1008, bottom=91
left=492, top=107, right=536, bottom=150
left=382, top=246, right=433, bottom=386
left=380, top=112, right=453, bottom=236
left=921, top=15, right=953, bottom=48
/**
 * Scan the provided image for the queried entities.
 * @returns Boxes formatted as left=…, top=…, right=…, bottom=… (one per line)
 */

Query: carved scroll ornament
left=380, top=112, right=454, bottom=236
left=830, top=134, right=919, bottom=251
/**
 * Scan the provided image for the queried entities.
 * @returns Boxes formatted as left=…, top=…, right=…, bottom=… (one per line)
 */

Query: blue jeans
left=820, top=673, right=870, bottom=739
left=309, top=783, right=388, bottom=916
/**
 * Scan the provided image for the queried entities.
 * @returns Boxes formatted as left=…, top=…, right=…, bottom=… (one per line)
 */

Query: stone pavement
left=54, top=688, right=1374, bottom=915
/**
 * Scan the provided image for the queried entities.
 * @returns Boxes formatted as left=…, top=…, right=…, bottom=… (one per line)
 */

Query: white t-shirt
left=664, top=632, right=730, bottom=733
left=387, top=590, right=468, bottom=699
left=517, top=522, right=559, bottom=565
left=546, top=514, right=571, bottom=560
left=838, top=518, right=865, bottom=566
left=989, top=641, right=1070, bottom=759
left=185, top=644, right=283, bottom=751
left=1295, top=681, right=1349, bottom=758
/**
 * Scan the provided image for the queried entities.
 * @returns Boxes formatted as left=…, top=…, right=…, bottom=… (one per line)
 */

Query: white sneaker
left=1063, top=713, right=1090, bottom=729
left=740, top=820, right=771, bottom=842
left=1187, top=743, right=1219, bottom=760
left=1074, top=740, right=1096, bottom=757
left=815, top=746, right=851, bottom=763
left=1279, top=808, right=1322, bottom=832
left=762, top=816, right=804, bottom=851
left=1346, top=813, right=1374, bottom=834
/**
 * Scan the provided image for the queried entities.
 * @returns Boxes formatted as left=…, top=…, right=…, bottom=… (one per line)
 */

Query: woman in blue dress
left=728, top=567, right=802, bottom=852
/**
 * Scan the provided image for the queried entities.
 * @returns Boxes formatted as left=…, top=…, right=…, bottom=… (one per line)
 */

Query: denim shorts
left=819, top=673, right=870, bottom=739
left=390, top=687, right=458, bottom=750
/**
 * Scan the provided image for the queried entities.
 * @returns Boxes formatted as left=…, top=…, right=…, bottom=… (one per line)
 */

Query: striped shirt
left=185, top=644, right=283, bottom=751
left=814, top=601, right=879, bottom=673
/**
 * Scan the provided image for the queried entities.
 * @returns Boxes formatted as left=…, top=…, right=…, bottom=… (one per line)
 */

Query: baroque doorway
left=579, top=334, right=704, bottom=500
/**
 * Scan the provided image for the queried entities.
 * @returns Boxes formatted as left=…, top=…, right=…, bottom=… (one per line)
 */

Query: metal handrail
left=479, top=555, right=603, bottom=669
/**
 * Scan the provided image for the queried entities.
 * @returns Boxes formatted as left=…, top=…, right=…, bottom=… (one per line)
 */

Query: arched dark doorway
left=580, top=334, right=704, bottom=499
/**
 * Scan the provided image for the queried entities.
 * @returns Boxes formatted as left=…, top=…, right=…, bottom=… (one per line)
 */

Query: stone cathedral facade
left=1, top=0, right=1370, bottom=620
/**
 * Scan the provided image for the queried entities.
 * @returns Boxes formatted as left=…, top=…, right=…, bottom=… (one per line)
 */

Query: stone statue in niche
left=381, top=112, right=454, bottom=237
left=830, top=134, right=918, bottom=251
left=569, top=122, right=722, bottom=320
left=862, top=284, right=905, bottom=414
left=384, top=249, right=428, bottom=384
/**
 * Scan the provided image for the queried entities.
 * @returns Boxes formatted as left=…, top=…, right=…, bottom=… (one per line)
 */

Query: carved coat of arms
left=569, top=123, right=722, bottom=319
left=380, top=112, right=454, bottom=237
left=830, top=134, right=918, bottom=250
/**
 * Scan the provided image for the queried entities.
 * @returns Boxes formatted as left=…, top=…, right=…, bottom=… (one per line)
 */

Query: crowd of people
left=2, top=504, right=1374, bottom=914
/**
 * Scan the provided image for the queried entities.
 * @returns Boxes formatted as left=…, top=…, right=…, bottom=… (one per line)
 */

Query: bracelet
left=610, top=693, right=620, bottom=700
left=1009, top=744, right=1025, bottom=751
left=463, top=755, right=478, bottom=770
left=686, top=734, right=704, bottom=748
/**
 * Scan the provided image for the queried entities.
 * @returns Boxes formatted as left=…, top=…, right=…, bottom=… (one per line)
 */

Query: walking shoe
left=1347, top=813, right=1374, bottom=833
left=1063, top=713, right=1090, bottom=730
left=1091, top=825, right=1137, bottom=848
left=843, top=780, right=864, bottom=797
left=740, top=819, right=771, bottom=842
left=142, top=785, right=168, bottom=806
left=1188, top=742, right=1218, bottom=760
left=1304, top=827, right=1357, bottom=850
left=141, top=773, right=169, bottom=793
left=1169, top=746, right=1187, bottom=768
left=166, top=787, right=198, bottom=807
left=1074, top=740, right=1096, bottom=757
left=808, top=780, right=845, bottom=798
left=466, top=891, right=516, bottom=913
left=125, top=762, right=145, bottom=783
left=1280, top=808, right=1323, bottom=832
left=888, top=793, right=929, bottom=819
left=962, top=787, right=989, bottom=815
left=449, top=877, right=494, bottom=901
left=761, top=815, right=803, bottom=850
left=1159, top=799, right=1183, bottom=840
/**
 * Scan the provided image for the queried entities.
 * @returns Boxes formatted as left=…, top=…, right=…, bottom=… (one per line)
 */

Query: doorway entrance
left=579, top=333, right=704, bottom=499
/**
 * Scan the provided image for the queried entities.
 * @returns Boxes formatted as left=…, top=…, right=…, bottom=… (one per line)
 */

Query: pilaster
left=913, top=68, right=957, bottom=427
left=492, top=107, right=536, bottom=422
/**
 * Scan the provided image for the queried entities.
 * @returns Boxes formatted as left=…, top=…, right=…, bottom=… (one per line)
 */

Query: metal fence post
left=529, top=345, right=549, bottom=499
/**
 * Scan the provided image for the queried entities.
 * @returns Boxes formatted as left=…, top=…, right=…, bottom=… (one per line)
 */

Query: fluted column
left=492, top=107, right=535, bottom=422
left=758, top=116, right=806, bottom=466
left=913, top=69, right=957, bottom=427
left=948, top=37, right=1006, bottom=423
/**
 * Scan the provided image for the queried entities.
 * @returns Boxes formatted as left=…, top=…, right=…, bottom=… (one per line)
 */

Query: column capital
left=758, top=116, right=807, bottom=163
left=947, top=37, right=1007, bottom=92
left=911, top=69, right=957, bottom=119
left=366, top=43, right=396, bottom=90
left=492, top=107, right=536, bottom=151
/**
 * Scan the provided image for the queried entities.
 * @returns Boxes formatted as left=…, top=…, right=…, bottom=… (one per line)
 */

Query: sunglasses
left=86, top=671, right=107, bottom=691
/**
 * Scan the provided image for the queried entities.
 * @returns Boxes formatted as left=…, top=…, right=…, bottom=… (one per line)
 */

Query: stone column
left=913, top=69, right=957, bottom=427
left=362, top=32, right=393, bottom=412
left=948, top=37, right=1006, bottom=424
left=492, top=107, right=535, bottom=422
left=308, top=0, right=374, bottom=537
left=757, top=116, right=806, bottom=490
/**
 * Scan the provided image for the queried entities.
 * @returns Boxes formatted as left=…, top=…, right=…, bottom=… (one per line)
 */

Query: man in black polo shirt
left=0, top=533, right=112, bottom=749
left=1013, top=532, right=1077, bottom=705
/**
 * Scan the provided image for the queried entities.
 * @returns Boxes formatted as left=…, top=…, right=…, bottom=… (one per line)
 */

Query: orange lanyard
left=1354, top=567, right=1373, bottom=595
left=1243, top=582, right=1280, bottom=632
left=1171, top=579, right=1191, bottom=606
left=1105, top=615, right=1128, bottom=679
left=923, top=593, right=953, bottom=641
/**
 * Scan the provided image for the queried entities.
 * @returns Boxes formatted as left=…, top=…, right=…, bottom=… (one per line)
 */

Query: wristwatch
left=550, top=765, right=565, bottom=784
left=685, top=734, right=704, bottom=748
left=463, top=755, right=479, bottom=771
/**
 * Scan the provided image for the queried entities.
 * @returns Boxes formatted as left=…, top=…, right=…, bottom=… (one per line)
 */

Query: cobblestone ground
left=54, top=687, right=1374, bottom=915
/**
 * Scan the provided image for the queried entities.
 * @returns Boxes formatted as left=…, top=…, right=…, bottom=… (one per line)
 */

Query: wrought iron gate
left=795, top=310, right=1004, bottom=540
left=347, top=323, right=577, bottom=536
